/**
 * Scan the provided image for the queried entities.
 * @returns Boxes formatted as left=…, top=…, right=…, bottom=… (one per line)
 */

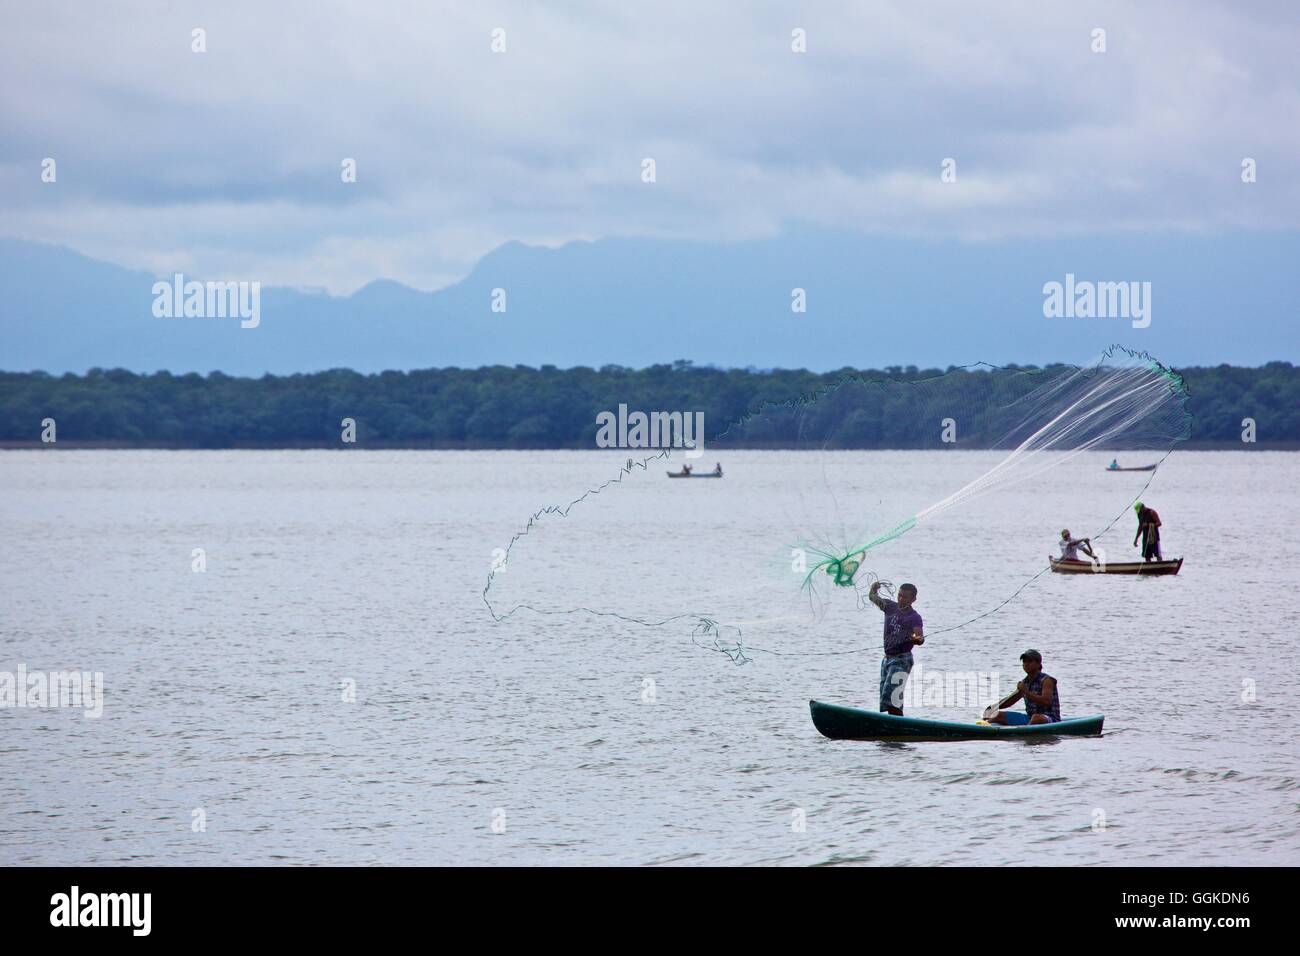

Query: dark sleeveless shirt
left=1024, top=671, right=1061, bottom=721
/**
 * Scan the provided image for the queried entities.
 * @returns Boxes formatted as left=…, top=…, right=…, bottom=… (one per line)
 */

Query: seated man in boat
left=1108, top=458, right=1119, bottom=470
left=986, top=649, right=1060, bottom=724
left=681, top=463, right=692, bottom=476
left=1133, top=501, right=1162, bottom=561
left=867, top=581, right=924, bottom=716
left=713, top=462, right=722, bottom=476
left=1058, top=528, right=1096, bottom=562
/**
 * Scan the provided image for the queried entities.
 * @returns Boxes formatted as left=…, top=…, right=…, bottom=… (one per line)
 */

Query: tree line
left=0, top=360, right=1295, bottom=447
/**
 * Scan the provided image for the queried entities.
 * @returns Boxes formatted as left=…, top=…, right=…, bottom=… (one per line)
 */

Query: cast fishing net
left=483, top=345, right=1191, bottom=663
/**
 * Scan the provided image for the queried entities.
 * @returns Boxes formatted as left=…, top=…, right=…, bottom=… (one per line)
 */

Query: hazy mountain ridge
left=1, top=232, right=1297, bottom=375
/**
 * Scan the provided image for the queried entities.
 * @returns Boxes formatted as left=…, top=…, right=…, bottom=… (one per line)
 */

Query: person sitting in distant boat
left=1058, top=528, right=1096, bottom=562
left=1108, top=458, right=1119, bottom=470
left=985, top=649, right=1060, bottom=724
left=681, top=463, right=692, bottom=476
left=713, top=462, right=722, bottom=476
left=1133, top=501, right=1162, bottom=561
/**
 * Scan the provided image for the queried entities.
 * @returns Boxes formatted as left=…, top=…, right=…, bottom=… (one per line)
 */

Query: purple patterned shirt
left=880, top=599, right=923, bottom=657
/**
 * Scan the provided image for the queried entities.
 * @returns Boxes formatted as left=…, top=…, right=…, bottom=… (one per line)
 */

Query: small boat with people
left=842, top=589, right=1098, bottom=741
left=1051, top=504, right=1179, bottom=573
left=1106, top=458, right=1157, bottom=472
left=667, top=462, right=724, bottom=479
left=1049, top=556, right=1183, bottom=575
left=809, top=700, right=1104, bottom=741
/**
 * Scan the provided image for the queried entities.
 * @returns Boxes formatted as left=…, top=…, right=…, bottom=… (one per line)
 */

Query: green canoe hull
left=810, top=700, right=1104, bottom=741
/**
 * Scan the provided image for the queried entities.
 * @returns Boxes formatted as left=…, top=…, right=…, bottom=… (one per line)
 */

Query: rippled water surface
left=2, top=449, right=1297, bottom=865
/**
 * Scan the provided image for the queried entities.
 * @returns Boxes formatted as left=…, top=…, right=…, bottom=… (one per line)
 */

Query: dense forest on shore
left=0, top=361, right=1296, bottom=448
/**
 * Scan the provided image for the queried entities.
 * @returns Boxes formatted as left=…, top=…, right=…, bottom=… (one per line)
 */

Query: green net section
left=810, top=517, right=918, bottom=589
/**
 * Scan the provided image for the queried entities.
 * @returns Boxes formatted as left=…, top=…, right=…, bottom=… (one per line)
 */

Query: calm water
left=1, top=449, right=1297, bottom=866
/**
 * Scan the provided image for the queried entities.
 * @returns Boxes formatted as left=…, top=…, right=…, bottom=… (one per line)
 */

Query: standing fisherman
left=1133, top=501, right=1163, bottom=562
left=867, top=581, right=924, bottom=715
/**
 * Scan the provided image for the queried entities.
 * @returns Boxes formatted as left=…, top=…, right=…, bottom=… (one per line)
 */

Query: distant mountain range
left=1, top=231, right=1296, bottom=375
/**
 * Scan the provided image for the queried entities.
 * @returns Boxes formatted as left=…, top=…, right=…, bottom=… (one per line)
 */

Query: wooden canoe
left=666, top=471, right=722, bottom=478
left=1106, top=464, right=1158, bottom=472
left=1049, top=556, right=1182, bottom=575
left=810, top=700, right=1104, bottom=741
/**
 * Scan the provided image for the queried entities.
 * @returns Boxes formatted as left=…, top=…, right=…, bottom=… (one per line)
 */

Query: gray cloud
left=0, top=0, right=1296, bottom=292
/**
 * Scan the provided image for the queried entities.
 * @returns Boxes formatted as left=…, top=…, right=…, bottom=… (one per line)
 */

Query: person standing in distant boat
left=1133, top=501, right=1162, bottom=561
left=1059, top=528, right=1096, bottom=562
left=986, top=649, right=1060, bottom=724
left=867, top=581, right=924, bottom=716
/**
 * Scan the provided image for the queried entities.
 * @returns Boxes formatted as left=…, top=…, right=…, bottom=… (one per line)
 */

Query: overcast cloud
left=1, top=0, right=1297, bottom=293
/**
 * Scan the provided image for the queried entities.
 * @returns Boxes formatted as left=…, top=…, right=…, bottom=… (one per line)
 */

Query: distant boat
left=1106, top=463, right=1158, bottom=472
left=667, top=470, right=722, bottom=479
left=1049, top=556, right=1182, bottom=575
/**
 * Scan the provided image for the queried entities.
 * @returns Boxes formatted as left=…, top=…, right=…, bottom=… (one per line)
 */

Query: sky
left=1, top=0, right=1298, bottom=295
